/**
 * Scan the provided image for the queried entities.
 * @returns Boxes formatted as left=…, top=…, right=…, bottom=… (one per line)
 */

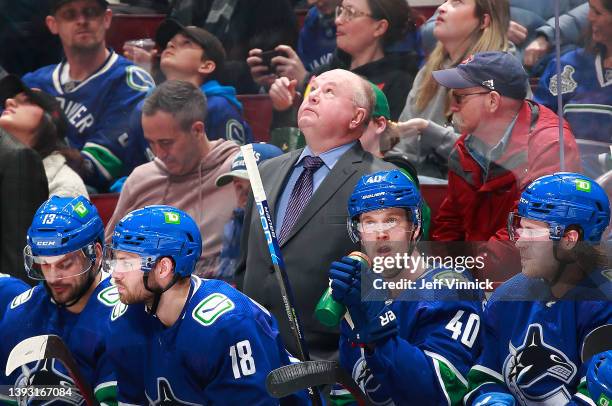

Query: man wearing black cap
left=431, top=51, right=582, bottom=280
left=20, top=0, right=155, bottom=192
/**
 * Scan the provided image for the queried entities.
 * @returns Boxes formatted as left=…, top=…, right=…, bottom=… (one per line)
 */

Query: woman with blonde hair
left=394, top=0, right=510, bottom=179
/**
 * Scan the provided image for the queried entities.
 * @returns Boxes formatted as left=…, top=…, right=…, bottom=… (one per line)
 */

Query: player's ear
left=46, top=16, right=59, bottom=35
left=158, top=257, right=174, bottom=279
left=561, top=229, right=580, bottom=250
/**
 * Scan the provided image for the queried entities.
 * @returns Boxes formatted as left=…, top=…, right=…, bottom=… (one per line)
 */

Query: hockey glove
left=473, top=393, right=516, bottom=406
left=329, top=256, right=398, bottom=346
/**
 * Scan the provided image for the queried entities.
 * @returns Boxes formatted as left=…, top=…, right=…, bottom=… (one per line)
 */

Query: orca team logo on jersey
left=146, top=377, right=200, bottom=405
left=548, top=65, right=578, bottom=96
left=352, top=357, right=393, bottom=405
left=10, top=288, right=34, bottom=309
left=503, top=324, right=577, bottom=405
left=192, top=293, right=235, bottom=327
left=226, top=119, right=247, bottom=145
left=125, top=66, right=155, bottom=92
left=14, top=359, right=83, bottom=405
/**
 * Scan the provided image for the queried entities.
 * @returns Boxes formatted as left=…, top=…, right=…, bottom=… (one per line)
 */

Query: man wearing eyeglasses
left=19, top=0, right=155, bottom=192
left=431, top=51, right=582, bottom=283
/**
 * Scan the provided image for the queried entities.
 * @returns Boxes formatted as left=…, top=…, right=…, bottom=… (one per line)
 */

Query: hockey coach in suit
left=235, top=69, right=396, bottom=361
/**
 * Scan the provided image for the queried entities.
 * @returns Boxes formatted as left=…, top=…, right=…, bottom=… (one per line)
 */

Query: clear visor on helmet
left=347, top=208, right=419, bottom=244
left=103, top=246, right=155, bottom=274
left=507, top=212, right=551, bottom=242
left=24, top=243, right=95, bottom=281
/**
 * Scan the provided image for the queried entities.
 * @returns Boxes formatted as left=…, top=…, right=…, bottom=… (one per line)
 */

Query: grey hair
left=352, top=75, right=374, bottom=126
left=142, top=80, right=207, bottom=132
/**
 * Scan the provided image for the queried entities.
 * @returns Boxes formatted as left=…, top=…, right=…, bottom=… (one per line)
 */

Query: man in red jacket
left=431, top=51, right=581, bottom=283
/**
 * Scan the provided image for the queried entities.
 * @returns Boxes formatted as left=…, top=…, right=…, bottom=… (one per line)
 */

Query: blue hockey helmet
left=347, top=169, right=422, bottom=243
left=108, top=205, right=202, bottom=277
left=24, top=196, right=104, bottom=280
left=587, top=350, right=612, bottom=405
left=508, top=173, right=610, bottom=242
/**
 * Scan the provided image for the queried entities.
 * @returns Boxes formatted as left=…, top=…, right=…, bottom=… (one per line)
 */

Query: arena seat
left=90, top=193, right=120, bottom=226
left=106, top=14, right=165, bottom=53
left=237, top=94, right=274, bottom=143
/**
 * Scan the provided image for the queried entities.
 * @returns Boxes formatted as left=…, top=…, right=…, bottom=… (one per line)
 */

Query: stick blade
left=266, top=360, right=338, bottom=398
left=582, top=324, right=612, bottom=362
left=5, top=334, right=61, bottom=376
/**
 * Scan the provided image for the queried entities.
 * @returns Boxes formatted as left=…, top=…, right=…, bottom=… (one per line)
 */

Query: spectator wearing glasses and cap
left=431, top=51, right=582, bottom=280
left=21, top=0, right=155, bottom=193
left=214, top=143, right=283, bottom=283
left=0, top=75, right=87, bottom=199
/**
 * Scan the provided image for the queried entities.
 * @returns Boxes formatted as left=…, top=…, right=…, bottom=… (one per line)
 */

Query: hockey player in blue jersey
left=21, top=0, right=155, bottom=191
left=0, top=195, right=118, bottom=405
left=328, top=169, right=483, bottom=405
left=0, top=274, right=29, bottom=322
left=465, top=172, right=611, bottom=406
left=105, top=205, right=307, bottom=405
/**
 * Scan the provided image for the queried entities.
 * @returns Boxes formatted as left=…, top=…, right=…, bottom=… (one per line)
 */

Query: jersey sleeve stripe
left=423, top=350, right=469, bottom=386
left=82, top=142, right=123, bottom=180
left=575, top=392, right=597, bottom=406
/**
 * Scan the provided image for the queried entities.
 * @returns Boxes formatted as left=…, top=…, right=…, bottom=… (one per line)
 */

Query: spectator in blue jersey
left=327, top=169, right=483, bottom=405
left=534, top=0, right=612, bottom=178
left=464, top=173, right=611, bottom=406
left=105, top=205, right=308, bottom=405
left=21, top=0, right=155, bottom=192
left=0, top=196, right=118, bottom=405
left=214, top=143, right=283, bottom=283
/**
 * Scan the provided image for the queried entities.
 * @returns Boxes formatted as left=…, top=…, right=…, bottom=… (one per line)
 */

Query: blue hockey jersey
left=0, top=277, right=119, bottom=405
left=464, top=272, right=612, bottom=406
left=337, top=267, right=484, bottom=405
left=0, top=274, right=29, bottom=322
left=22, top=50, right=155, bottom=191
left=534, top=48, right=612, bottom=145
left=107, top=276, right=307, bottom=405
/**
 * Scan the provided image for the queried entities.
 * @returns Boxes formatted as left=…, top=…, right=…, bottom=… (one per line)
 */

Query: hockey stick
left=241, top=144, right=322, bottom=405
left=267, top=360, right=374, bottom=406
left=5, top=334, right=99, bottom=406
left=581, top=324, right=612, bottom=363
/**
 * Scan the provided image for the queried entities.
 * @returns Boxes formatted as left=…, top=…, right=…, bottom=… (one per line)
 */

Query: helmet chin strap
left=143, top=272, right=180, bottom=316
left=546, top=241, right=574, bottom=288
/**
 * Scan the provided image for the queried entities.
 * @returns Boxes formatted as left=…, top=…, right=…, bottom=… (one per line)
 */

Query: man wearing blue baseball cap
left=430, top=51, right=582, bottom=281
left=215, top=143, right=283, bottom=283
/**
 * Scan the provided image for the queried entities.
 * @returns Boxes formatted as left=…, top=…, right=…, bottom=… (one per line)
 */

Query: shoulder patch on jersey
left=433, top=270, right=469, bottom=283
left=111, top=302, right=128, bottom=321
left=97, top=285, right=120, bottom=307
left=192, top=293, right=235, bottom=327
left=125, top=66, right=154, bottom=92
left=226, top=119, right=246, bottom=145
left=548, top=65, right=578, bottom=96
left=10, top=288, right=34, bottom=309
